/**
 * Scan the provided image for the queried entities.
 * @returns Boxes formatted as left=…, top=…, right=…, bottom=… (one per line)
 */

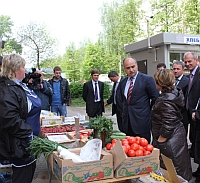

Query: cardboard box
left=52, top=148, right=113, bottom=182
left=47, top=139, right=87, bottom=172
left=161, top=154, right=188, bottom=183
left=111, top=140, right=160, bottom=178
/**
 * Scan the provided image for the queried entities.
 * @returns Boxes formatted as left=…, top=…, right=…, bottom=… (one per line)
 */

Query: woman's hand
left=192, top=112, right=196, bottom=121
left=157, top=135, right=167, bottom=143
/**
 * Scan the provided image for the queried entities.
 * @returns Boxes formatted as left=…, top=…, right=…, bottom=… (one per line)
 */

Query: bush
left=70, top=82, right=83, bottom=98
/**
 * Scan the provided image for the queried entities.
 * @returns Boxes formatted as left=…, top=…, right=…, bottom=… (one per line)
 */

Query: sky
left=1, top=0, right=106, bottom=54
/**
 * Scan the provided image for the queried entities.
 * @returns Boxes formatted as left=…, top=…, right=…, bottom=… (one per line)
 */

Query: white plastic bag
left=57, top=146, right=84, bottom=162
left=80, top=139, right=102, bottom=161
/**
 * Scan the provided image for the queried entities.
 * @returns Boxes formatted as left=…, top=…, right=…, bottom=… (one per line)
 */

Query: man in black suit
left=156, top=62, right=166, bottom=71
left=172, top=60, right=189, bottom=134
left=117, top=57, right=159, bottom=142
left=82, top=69, right=104, bottom=118
left=105, top=71, right=123, bottom=131
left=184, top=52, right=200, bottom=182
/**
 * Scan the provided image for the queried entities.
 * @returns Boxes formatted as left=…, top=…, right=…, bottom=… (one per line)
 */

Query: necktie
left=94, top=82, right=98, bottom=100
left=188, top=73, right=194, bottom=91
left=114, top=82, right=119, bottom=104
left=127, top=77, right=133, bottom=104
left=175, top=78, right=179, bottom=86
left=186, top=73, right=194, bottom=110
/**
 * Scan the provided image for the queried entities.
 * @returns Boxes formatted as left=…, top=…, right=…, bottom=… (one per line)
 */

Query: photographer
left=25, top=69, right=53, bottom=111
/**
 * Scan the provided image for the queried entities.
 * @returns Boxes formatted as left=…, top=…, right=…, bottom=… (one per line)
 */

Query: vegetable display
left=106, top=135, right=154, bottom=157
left=28, top=136, right=68, bottom=159
left=41, top=124, right=86, bottom=134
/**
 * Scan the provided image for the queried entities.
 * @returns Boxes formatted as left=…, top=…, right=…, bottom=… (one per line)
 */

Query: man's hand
left=39, top=83, right=43, bottom=89
left=105, top=103, right=109, bottom=108
left=192, top=112, right=196, bottom=121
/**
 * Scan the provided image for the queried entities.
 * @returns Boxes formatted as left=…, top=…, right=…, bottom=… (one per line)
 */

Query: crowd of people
left=0, top=51, right=200, bottom=182
left=84, top=52, right=200, bottom=182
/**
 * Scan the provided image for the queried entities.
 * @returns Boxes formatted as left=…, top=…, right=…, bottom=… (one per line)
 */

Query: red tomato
left=121, top=139, right=129, bottom=145
left=139, top=138, right=148, bottom=147
left=110, top=143, right=115, bottom=149
left=146, top=144, right=154, bottom=151
left=127, top=149, right=136, bottom=157
left=135, top=149, right=144, bottom=156
left=124, top=144, right=131, bottom=152
left=143, top=150, right=152, bottom=156
left=126, top=136, right=131, bottom=140
left=128, top=137, right=136, bottom=145
left=122, top=145, right=128, bottom=154
left=131, top=143, right=139, bottom=151
left=138, top=145, right=145, bottom=151
left=112, top=139, right=117, bottom=144
left=106, top=143, right=112, bottom=150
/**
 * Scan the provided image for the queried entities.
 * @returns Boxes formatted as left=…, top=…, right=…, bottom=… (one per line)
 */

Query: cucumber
left=112, top=132, right=126, bottom=136
left=112, top=130, right=121, bottom=133
left=111, top=135, right=126, bottom=140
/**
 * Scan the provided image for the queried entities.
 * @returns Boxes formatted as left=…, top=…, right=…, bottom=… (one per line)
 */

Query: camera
left=22, top=68, right=41, bottom=86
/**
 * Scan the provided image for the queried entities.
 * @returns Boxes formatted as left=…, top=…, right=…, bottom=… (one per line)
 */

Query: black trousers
left=126, top=116, right=151, bottom=143
left=12, top=161, right=36, bottom=183
left=89, top=102, right=103, bottom=118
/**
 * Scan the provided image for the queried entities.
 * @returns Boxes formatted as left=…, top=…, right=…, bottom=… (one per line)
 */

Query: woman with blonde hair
left=152, top=69, right=192, bottom=181
left=0, top=54, right=41, bottom=183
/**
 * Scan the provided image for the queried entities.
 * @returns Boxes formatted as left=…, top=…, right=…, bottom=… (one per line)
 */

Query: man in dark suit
left=82, top=69, right=104, bottom=118
left=184, top=52, right=200, bottom=182
left=172, top=60, right=189, bottom=134
left=117, top=56, right=159, bottom=142
left=105, top=71, right=123, bottom=131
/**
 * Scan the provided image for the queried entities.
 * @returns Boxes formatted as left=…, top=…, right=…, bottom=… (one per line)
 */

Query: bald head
left=35, top=69, right=42, bottom=75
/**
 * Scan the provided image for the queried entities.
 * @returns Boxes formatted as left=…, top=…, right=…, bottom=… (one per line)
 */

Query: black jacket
left=0, top=77, right=32, bottom=161
left=151, top=88, right=192, bottom=181
left=48, top=76, right=71, bottom=105
left=106, top=77, right=124, bottom=115
left=29, top=80, right=53, bottom=111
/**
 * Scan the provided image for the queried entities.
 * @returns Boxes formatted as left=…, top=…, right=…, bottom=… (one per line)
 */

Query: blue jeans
left=51, top=104, right=67, bottom=117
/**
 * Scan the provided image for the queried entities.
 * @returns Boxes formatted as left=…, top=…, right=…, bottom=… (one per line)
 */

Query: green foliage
left=88, top=116, right=114, bottom=137
left=0, top=15, right=13, bottom=38
left=4, top=38, right=22, bottom=54
left=69, top=82, right=84, bottom=98
left=70, top=98, right=85, bottom=107
left=104, top=82, right=112, bottom=99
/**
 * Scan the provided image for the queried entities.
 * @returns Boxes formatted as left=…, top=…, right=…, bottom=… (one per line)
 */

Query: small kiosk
left=124, top=32, right=200, bottom=76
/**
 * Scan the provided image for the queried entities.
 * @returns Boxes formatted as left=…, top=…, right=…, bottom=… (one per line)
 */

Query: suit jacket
left=177, top=75, right=189, bottom=125
left=82, top=80, right=105, bottom=116
left=117, top=72, right=159, bottom=134
left=107, top=77, right=124, bottom=115
left=185, top=66, right=200, bottom=113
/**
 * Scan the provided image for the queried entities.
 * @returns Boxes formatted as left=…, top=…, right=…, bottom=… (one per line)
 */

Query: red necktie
left=127, top=77, right=133, bottom=104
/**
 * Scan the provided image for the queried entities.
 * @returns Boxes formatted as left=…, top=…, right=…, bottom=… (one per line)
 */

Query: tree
left=17, top=21, right=58, bottom=69
left=0, top=15, right=22, bottom=54
left=182, top=0, right=200, bottom=34
left=83, top=40, right=110, bottom=80
left=0, top=15, right=13, bottom=39
left=100, top=0, right=144, bottom=75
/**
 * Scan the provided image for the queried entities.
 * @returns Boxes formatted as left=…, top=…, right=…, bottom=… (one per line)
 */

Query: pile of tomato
left=106, top=136, right=154, bottom=157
